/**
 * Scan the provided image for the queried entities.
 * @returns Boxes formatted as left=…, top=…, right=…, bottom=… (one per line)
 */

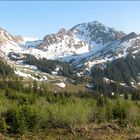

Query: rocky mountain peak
left=121, top=32, right=138, bottom=42
left=0, top=27, right=13, bottom=41
left=0, top=27, right=24, bottom=45
left=70, top=20, right=126, bottom=45
left=57, top=28, right=67, bottom=35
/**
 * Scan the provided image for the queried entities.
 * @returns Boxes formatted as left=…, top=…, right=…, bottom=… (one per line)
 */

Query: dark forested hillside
left=23, top=54, right=74, bottom=77
left=91, top=54, right=140, bottom=85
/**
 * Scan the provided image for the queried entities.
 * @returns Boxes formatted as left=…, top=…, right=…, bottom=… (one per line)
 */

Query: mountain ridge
left=1, top=20, right=140, bottom=87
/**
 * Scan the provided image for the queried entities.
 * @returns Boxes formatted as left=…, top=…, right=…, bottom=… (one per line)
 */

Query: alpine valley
left=1, top=21, right=140, bottom=90
left=1, top=21, right=140, bottom=139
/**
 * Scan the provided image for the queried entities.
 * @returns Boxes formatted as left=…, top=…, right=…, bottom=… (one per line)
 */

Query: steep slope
left=71, top=20, right=125, bottom=47
left=82, top=33, right=140, bottom=70
left=34, top=21, right=126, bottom=63
left=36, top=28, right=90, bottom=61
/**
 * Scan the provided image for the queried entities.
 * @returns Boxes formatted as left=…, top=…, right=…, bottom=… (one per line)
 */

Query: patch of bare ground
left=5, top=123, right=140, bottom=140
left=48, top=123, right=140, bottom=140
left=74, top=123, right=140, bottom=140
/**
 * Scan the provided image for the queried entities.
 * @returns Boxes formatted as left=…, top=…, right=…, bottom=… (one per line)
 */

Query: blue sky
left=1, top=1, right=140, bottom=38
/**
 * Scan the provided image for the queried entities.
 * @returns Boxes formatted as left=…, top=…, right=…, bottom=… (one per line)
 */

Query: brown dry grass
left=7, top=123, right=140, bottom=140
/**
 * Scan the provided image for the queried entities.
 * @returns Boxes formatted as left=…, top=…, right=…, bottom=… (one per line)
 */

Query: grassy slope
left=47, top=83, right=87, bottom=93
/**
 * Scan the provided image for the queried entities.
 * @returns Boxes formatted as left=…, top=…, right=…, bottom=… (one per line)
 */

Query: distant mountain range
left=1, top=20, right=140, bottom=87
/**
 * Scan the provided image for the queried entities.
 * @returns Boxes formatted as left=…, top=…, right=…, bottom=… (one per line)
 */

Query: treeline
left=23, top=54, right=74, bottom=77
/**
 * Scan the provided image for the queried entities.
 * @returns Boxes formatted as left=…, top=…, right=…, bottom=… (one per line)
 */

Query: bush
left=5, top=107, right=27, bottom=134
left=46, top=100, right=91, bottom=132
left=112, top=100, right=127, bottom=124
left=0, top=117, right=8, bottom=134
left=5, top=105, right=40, bottom=134
left=21, top=105, right=40, bottom=132
left=126, top=102, right=140, bottom=126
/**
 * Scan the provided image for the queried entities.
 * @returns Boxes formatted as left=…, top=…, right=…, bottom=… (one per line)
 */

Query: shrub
left=46, top=100, right=91, bottom=133
left=0, top=117, right=8, bottom=134
left=113, top=100, right=126, bottom=121
left=5, top=107, right=27, bottom=134
left=20, top=105, right=40, bottom=132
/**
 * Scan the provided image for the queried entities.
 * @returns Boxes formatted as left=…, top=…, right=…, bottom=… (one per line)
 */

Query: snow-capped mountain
left=36, top=28, right=90, bottom=60
left=71, top=20, right=126, bottom=45
left=32, top=21, right=127, bottom=63
left=1, top=20, right=140, bottom=81
left=33, top=21, right=140, bottom=70
left=81, top=32, right=140, bottom=69
left=0, top=28, right=42, bottom=57
left=0, top=28, right=23, bottom=57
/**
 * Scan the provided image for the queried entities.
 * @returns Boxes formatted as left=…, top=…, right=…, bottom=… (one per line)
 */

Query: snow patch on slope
left=56, top=82, right=66, bottom=88
left=15, top=70, right=32, bottom=78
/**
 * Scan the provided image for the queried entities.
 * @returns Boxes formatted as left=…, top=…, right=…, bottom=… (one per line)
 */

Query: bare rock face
left=57, top=28, right=67, bottom=35
left=121, top=32, right=138, bottom=42
left=70, top=20, right=126, bottom=45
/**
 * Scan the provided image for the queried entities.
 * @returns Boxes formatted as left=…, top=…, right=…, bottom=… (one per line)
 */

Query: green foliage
left=0, top=59, right=14, bottom=77
left=0, top=117, right=8, bottom=134
left=5, top=105, right=39, bottom=134
left=112, top=100, right=127, bottom=123
left=124, top=93, right=129, bottom=100
left=46, top=100, right=91, bottom=131
left=1, top=52, right=140, bottom=138
left=90, top=98, right=113, bottom=123
left=0, top=76, right=140, bottom=137
left=21, top=105, right=40, bottom=132
left=96, top=96, right=105, bottom=107
left=131, top=91, right=140, bottom=101
left=5, top=107, right=27, bottom=134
